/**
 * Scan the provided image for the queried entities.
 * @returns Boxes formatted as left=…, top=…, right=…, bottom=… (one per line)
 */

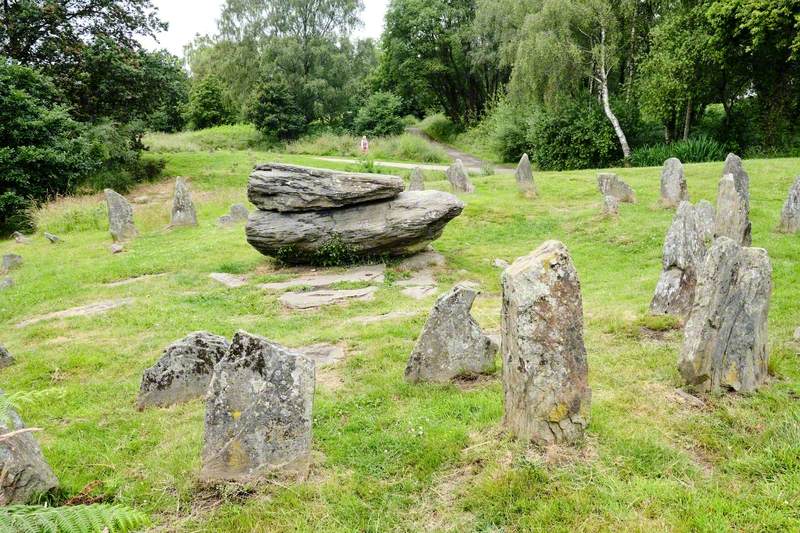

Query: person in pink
left=360, top=135, right=369, bottom=154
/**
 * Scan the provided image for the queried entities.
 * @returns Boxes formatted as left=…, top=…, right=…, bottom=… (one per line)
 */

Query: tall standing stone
left=723, top=153, right=750, bottom=210
left=714, top=174, right=751, bottom=246
left=405, top=285, right=497, bottom=384
left=515, top=153, right=536, bottom=196
left=660, top=158, right=689, bottom=207
left=650, top=201, right=715, bottom=318
left=170, top=177, right=198, bottom=227
left=408, top=167, right=425, bottom=191
left=201, top=331, right=315, bottom=481
left=778, top=176, right=800, bottom=234
left=501, top=241, right=591, bottom=445
left=597, top=173, right=636, bottom=203
left=679, top=237, right=772, bottom=393
left=105, top=189, right=138, bottom=242
left=446, top=159, right=475, bottom=194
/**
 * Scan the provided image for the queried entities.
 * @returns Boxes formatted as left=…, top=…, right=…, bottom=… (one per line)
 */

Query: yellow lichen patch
left=226, top=439, right=250, bottom=471
left=548, top=403, right=569, bottom=422
left=725, top=367, right=740, bottom=388
left=232, top=410, right=242, bottom=420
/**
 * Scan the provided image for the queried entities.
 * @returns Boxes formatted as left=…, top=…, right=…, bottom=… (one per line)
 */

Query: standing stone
left=201, top=331, right=315, bottom=481
left=230, top=204, right=249, bottom=221
left=602, top=195, right=619, bottom=216
left=43, top=232, right=62, bottom=244
left=446, top=159, right=475, bottom=194
left=0, top=345, right=13, bottom=368
left=105, top=189, right=138, bottom=242
left=405, top=285, right=497, bottom=384
left=170, top=177, right=198, bottom=227
left=0, top=278, right=12, bottom=290
left=408, top=167, right=425, bottom=191
left=2, top=254, right=22, bottom=272
left=660, top=158, right=689, bottom=207
left=723, top=153, right=750, bottom=210
left=0, top=392, right=59, bottom=504
left=501, top=241, right=591, bottom=445
left=679, top=237, right=772, bottom=393
left=651, top=201, right=715, bottom=318
left=515, top=153, right=536, bottom=196
left=778, top=176, right=800, bottom=234
left=137, top=332, right=230, bottom=409
left=714, top=174, right=752, bottom=246
left=597, top=173, right=636, bottom=203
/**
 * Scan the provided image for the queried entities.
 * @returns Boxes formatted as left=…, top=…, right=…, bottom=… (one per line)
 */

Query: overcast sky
left=142, top=0, right=389, bottom=57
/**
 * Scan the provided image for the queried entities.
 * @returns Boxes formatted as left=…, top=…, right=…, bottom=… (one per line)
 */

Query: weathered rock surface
left=219, top=204, right=250, bottom=226
left=446, top=159, right=475, bottom=193
left=397, top=271, right=437, bottom=300
left=2, top=254, right=22, bottom=272
left=137, top=332, right=230, bottom=409
left=501, top=240, right=591, bottom=445
left=778, top=176, right=800, bottom=234
left=397, top=250, right=446, bottom=271
left=723, top=153, right=750, bottom=210
left=105, top=189, right=138, bottom=241
left=602, top=195, right=619, bottom=216
left=0, top=393, right=58, bottom=504
left=651, top=201, right=715, bottom=318
left=715, top=174, right=752, bottom=246
left=210, top=273, right=248, bottom=288
left=296, top=344, right=346, bottom=367
left=0, top=345, right=14, bottom=368
left=201, top=331, right=314, bottom=481
left=246, top=191, right=464, bottom=263
left=493, top=258, right=510, bottom=270
left=597, top=173, right=636, bottom=203
left=405, top=285, right=497, bottom=383
left=679, top=237, right=772, bottom=393
left=354, top=311, right=419, bottom=325
left=43, top=232, right=62, bottom=244
left=15, top=298, right=134, bottom=329
left=280, top=287, right=378, bottom=309
left=0, top=278, right=12, bottom=290
left=408, top=167, right=425, bottom=191
left=660, top=158, right=689, bottom=207
left=248, top=163, right=404, bottom=212
left=11, top=232, right=31, bottom=245
left=171, top=177, right=198, bottom=227
left=515, top=153, right=536, bottom=196
left=259, top=264, right=385, bottom=291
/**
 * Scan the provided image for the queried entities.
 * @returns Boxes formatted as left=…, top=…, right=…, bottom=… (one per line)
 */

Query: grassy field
left=1, top=149, right=799, bottom=531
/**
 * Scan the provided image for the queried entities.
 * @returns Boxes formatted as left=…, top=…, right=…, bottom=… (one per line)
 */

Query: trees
left=248, top=79, right=306, bottom=140
left=187, top=77, right=231, bottom=130
left=353, top=92, right=405, bottom=137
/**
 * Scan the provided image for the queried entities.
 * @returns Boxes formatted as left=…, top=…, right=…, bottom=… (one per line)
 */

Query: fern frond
left=0, top=504, right=149, bottom=533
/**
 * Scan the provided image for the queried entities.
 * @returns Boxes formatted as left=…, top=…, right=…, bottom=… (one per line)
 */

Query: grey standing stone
left=679, top=237, right=772, bottom=393
left=651, top=201, right=715, bottom=318
left=170, top=177, right=198, bottom=227
left=105, top=189, right=138, bottom=242
left=778, top=176, right=800, bottom=234
left=201, top=331, right=315, bottom=481
left=2, top=254, right=22, bottom=272
left=408, top=167, right=425, bottom=191
left=0, top=392, right=58, bottom=505
left=230, top=204, right=249, bottom=221
left=515, top=153, right=536, bottom=196
left=0, top=345, right=14, bottom=368
left=602, top=195, right=619, bottom=216
left=714, top=174, right=751, bottom=246
left=446, top=159, right=475, bottom=194
left=137, top=332, right=230, bottom=409
left=501, top=241, right=591, bottom=445
left=660, top=158, right=689, bottom=207
left=597, top=173, right=636, bottom=203
left=43, top=232, right=62, bottom=244
left=405, top=285, right=497, bottom=384
left=722, top=153, right=750, bottom=210
left=0, top=278, right=12, bottom=290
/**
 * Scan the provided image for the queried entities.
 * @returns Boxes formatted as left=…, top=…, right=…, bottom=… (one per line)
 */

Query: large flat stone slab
left=260, top=265, right=385, bottom=291
left=280, top=287, right=378, bottom=309
left=210, top=273, right=248, bottom=288
left=16, top=298, right=134, bottom=328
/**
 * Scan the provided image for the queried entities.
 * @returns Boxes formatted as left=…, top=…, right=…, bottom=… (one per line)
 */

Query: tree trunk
left=683, top=97, right=693, bottom=140
left=599, top=28, right=631, bottom=160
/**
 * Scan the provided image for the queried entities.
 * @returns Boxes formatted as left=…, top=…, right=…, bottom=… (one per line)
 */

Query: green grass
left=1, top=152, right=799, bottom=531
left=143, top=124, right=272, bottom=153
left=285, top=132, right=449, bottom=163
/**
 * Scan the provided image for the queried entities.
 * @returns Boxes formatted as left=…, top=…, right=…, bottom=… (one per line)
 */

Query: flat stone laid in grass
left=296, top=344, right=346, bottom=367
left=209, top=273, right=248, bottom=288
left=597, top=173, right=636, bottom=203
left=280, top=287, right=378, bottom=310
left=11, top=232, right=31, bottom=244
left=15, top=298, right=134, bottom=328
left=397, top=271, right=438, bottom=300
left=105, top=273, right=167, bottom=287
left=353, top=311, right=419, bottom=325
left=397, top=250, right=445, bottom=271
left=0, top=345, right=14, bottom=368
left=259, top=264, right=385, bottom=291
left=778, top=176, right=800, bottom=234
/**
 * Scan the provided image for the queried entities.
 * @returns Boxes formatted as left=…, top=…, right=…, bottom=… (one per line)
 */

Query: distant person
left=360, top=136, right=369, bottom=155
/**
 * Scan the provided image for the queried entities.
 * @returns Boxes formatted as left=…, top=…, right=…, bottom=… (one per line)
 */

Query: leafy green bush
left=248, top=79, right=307, bottom=140
left=631, top=135, right=726, bottom=167
left=353, top=92, right=405, bottom=137
left=486, top=101, right=531, bottom=163
left=419, top=113, right=461, bottom=143
left=186, top=77, right=231, bottom=130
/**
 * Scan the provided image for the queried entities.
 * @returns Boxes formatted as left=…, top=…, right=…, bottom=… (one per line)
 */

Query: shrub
left=486, top=101, right=531, bottom=163
left=353, top=92, right=405, bottom=137
left=248, top=79, right=307, bottom=141
left=631, top=135, right=726, bottom=167
left=186, top=77, right=231, bottom=130
left=419, top=113, right=461, bottom=143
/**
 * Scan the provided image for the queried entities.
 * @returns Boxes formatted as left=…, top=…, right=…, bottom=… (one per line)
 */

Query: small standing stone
left=660, top=158, right=689, bottom=207
left=0, top=278, right=12, bottom=290
left=2, top=254, right=22, bottom=272
left=405, top=285, right=497, bottom=384
left=0, top=392, right=59, bottom=504
left=714, top=174, right=751, bottom=246
left=408, top=167, right=425, bottom=191
left=515, top=153, right=536, bottom=196
left=43, top=232, right=62, bottom=244
left=778, top=176, right=800, bottom=234
left=230, top=204, right=249, bottom=221
left=679, top=237, right=772, bottom=393
left=170, top=177, right=198, bottom=227
left=602, top=195, right=619, bottom=216
left=0, top=345, right=14, bottom=368
left=597, top=173, right=636, bottom=203
left=446, top=159, right=475, bottom=194
left=722, top=153, right=750, bottom=210
left=201, top=331, right=315, bottom=481
left=501, top=241, right=591, bottom=445
left=137, top=332, right=230, bottom=409
left=105, top=189, right=138, bottom=242
left=11, top=232, right=31, bottom=245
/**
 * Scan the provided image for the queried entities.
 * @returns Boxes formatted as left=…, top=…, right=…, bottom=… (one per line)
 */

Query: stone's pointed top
left=446, top=159, right=475, bottom=193
left=722, top=153, right=750, bottom=208
left=515, top=153, right=536, bottom=196
left=105, top=189, right=138, bottom=242
left=408, top=167, right=425, bottom=191
left=597, top=173, right=636, bottom=203
left=505, top=240, right=570, bottom=278
left=248, top=163, right=404, bottom=212
left=778, top=176, right=800, bottom=234
left=660, top=158, right=689, bottom=207
left=715, top=173, right=751, bottom=246
left=171, top=177, right=198, bottom=227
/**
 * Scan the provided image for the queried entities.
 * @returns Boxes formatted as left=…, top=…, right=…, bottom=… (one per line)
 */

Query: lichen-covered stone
left=201, top=331, right=314, bottom=481
left=0, top=391, right=58, bottom=504
left=679, top=237, right=772, bottom=393
left=515, top=153, right=536, bottom=196
left=137, top=332, right=230, bottom=409
left=650, top=201, right=715, bottom=318
left=778, top=176, right=800, bottom=234
left=446, top=159, right=475, bottom=193
left=170, top=177, right=198, bottom=227
left=408, top=167, right=425, bottom=191
left=602, top=195, right=619, bottom=216
left=0, top=345, right=14, bottom=368
left=105, top=189, right=137, bottom=242
left=2, top=254, right=22, bottom=273
left=714, top=174, right=751, bottom=246
left=597, top=173, right=636, bottom=203
left=405, top=285, right=497, bottom=384
left=723, top=153, right=750, bottom=210
left=660, top=158, right=689, bottom=207
left=501, top=241, right=591, bottom=445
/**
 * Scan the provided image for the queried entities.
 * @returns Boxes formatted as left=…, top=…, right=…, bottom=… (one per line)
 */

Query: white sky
left=142, top=0, right=389, bottom=57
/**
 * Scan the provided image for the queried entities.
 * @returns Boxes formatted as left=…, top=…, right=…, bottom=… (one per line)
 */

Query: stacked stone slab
left=715, top=154, right=751, bottom=245
left=660, top=158, right=689, bottom=207
left=245, top=163, right=464, bottom=264
left=650, top=201, right=715, bottom=318
left=170, top=177, right=198, bottom=227
left=598, top=173, right=636, bottom=203
left=778, top=176, right=800, bottom=234
left=515, top=154, right=536, bottom=196
left=105, top=189, right=138, bottom=241
left=446, top=159, right=475, bottom=193
left=679, top=237, right=772, bottom=393
left=501, top=241, right=591, bottom=445
left=405, top=285, right=497, bottom=384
